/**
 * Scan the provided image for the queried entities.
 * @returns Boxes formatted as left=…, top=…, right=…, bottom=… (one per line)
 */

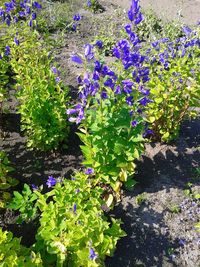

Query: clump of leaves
left=0, top=227, right=43, bottom=266
left=0, top=34, right=10, bottom=112
left=0, top=151, right=18, bottom=208
left=135, top=192, right=147, bottom=205
left=9, top=25, right=69, bottom=150
left=9, top=172, right=125, bottom=266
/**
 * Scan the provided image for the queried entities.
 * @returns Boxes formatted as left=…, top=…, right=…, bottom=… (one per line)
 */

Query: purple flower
left=89, top=248, right=98, bottom=261
left=51, top=66, right=58, bottom=74
left=143, top=128, right=153, bottom=138
left=32, top=1, right=42, bottom=9
left=75, top=188, right=80, bottom=193
left=14, top=37, right=19, bottom=46
left=32, top=12, right=37, bottom=20
left=4, top=45, right=10, bottom=56
left=139, top=96, right=151, bottom=106
left=87, top=0, right=92, bottom=7
left=124, top=24, right=132, bottom=34
left=115, top=85, right=121, bottom=94
left=178, top=239, right=186, bottom=246
left=128, top=0, right=143, bottom=25
left=73, top=13, right=81, bottom=21
left=85, top=168, right=94, bottom=175
left=67, top=103, right=85, bottom=124
left=95, top=40, right=103, bottom=49
left=73, top=203, right=77, bottom=214
left=55, top=77, right=61, bottom=83
left=31, top=184, right=38, bottom=191
left=72, top=23, right=77, bottom=31
left=126, top=96, right=134, bottom=106
left=28, top=19, right=33, bottom=27
left=71, top=54, right=83, bottom=64
left=84, top=43, right=94, bottom=61
left=101, top=90, right=108, bottom=99
left=131, top=120, right=138, bottom=127
left=46, top=175, right=57, bottom=188
left=182, top=26, right=192, bottom=36
left=112, top=47, right=120, bottom=58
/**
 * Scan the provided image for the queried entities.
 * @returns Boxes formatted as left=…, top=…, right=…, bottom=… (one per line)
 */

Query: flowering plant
left=68, top=1, right=153, bottom=192
left=9, top=25, right=69, bottom=150
left=144, top=26, right=200, bottom=141
left=9, top=172, right=125, bottom=266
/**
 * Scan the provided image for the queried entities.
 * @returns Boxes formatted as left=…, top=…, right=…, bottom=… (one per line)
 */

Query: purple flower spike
left=89, top=247, right=98, bottom=261
left=71, top=54, right=83, bottom=64
left=85, top=168, right=94, bottom=175
left=46, top=175, right=57, bottom=188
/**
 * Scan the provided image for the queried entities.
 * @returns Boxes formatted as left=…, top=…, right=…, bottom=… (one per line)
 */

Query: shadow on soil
left=106, top=201, right=177, bottom=267
left=106, top=117, right=200, bottom=267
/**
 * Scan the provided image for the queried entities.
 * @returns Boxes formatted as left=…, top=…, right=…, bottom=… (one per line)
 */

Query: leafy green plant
left=85, top=0, right=104, bottom=13
left=8, top=183, right=39, bottom=223
left=0, top=227, right=43, bottom=266
left=168, top=204, right=181, bottom=214
left=9, top=172, right=125, bottom=266
left=135, top=192, right=147, bottom=205
left=0, top=33, right=10, bottom=112
left=37, top=1, right=73, bottom=33
left=0, top=151, right=18, bottom=208
left=9, top=24, right=69, bottom=150
left=144, top=27, right=200, bottom=141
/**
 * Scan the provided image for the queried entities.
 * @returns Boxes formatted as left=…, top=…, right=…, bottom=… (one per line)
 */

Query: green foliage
left=0, top=227, right=43, bottom=266
left=37, top=1, right=73, bottom=33
left=9, top=173, right=125, bottom=266
left=9, top=25, right=69, bottom=150
left=183, top=182, right=200, bottom=200
left=145, top=28, right=200, bottom=141
left=135, top=193, right=147, bottom=205
left=8, top=183, right=39, bottom=223
left=0, top=151, right=18, bottom=208
left=0, top=33, right=10, bottom=111
left=168, top=204, right=181, bottom=214
left=78, top=94, right=144, bottom=194
left=85, top=0, right=104, bottom=13
left=136, top=9, right=182, bottom=42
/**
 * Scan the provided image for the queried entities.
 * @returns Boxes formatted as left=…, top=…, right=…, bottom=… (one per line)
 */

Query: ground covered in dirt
left=0, top=0, right=200, bottom=266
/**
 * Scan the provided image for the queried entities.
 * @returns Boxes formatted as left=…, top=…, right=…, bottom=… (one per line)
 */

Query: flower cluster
left=0, top=0, right=42, bottom=27
left=127, top=0, right=144, bottom=25
left=72, top=13, right=81, bottom=31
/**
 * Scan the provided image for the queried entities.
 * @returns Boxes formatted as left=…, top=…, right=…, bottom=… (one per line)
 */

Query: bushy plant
left=9, top=172, right=125, bottom=266
left=68, top=1, right=152, bottom=191
left=144, top=26, right=200, bottom=141
left=0, top=151, right=18, bottom=207
left=0, top=0, right=69, bottom=150
left=9, top=25, right=69, bottom=150
left=0, top=227, right=43, bottom=266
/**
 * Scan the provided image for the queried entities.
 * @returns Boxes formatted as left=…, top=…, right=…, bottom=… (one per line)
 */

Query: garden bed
left=0, top=0, right=200, bottom=266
